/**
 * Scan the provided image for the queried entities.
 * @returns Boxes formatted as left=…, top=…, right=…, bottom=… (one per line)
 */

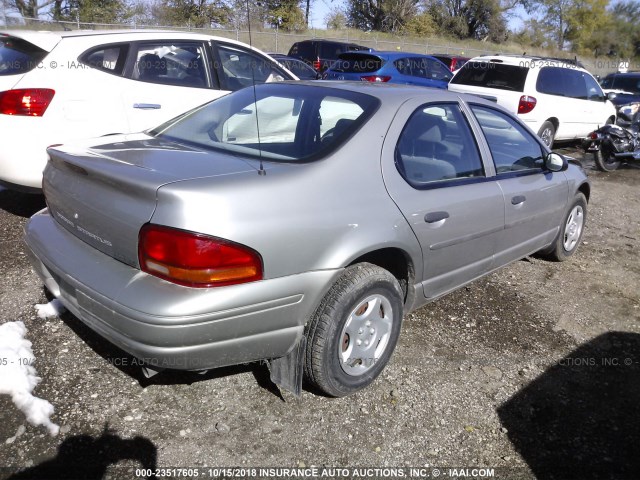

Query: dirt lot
left=0, top=149, right=638, bottom=480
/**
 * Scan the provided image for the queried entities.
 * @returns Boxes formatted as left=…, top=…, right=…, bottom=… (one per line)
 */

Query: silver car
left=24, top=82, right=590, bottom=397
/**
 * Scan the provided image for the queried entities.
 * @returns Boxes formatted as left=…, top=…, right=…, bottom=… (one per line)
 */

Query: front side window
left=151, top=84, right=379, bottom=162
left=131, top=42, right=209, bottom=88
left=215, top=44, right=287, bottom=92
left=428, top=59, right=453, bottom=82
left=395, top=103, right=484, bottom=187
left=583, top=72, right=605, bottom=102
left=471, top=105, right=545, bottom=174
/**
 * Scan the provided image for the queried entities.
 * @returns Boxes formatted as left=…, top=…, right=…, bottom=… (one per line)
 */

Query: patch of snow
left=35, top=299, right=66, bottom=319
left=0, top=322, right=60, bottom=436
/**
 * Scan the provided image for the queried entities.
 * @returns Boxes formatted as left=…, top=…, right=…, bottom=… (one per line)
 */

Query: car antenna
left=246, top=0, right=266, bottom=176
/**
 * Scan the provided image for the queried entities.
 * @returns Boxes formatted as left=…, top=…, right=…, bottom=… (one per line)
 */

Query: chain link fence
left=1, top=16, right=621, bottom=76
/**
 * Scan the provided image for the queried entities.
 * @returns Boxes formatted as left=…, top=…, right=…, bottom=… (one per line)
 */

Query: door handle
left=425, top=211, right=450, bottom=223
left=133, top=103, right=162, bottom=110
left=511, top=195, right=526, bottom=205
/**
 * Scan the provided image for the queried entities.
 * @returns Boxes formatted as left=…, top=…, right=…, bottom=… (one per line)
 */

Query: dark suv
left=288, top=39, right=369, bottom=73
left=600, top=72, right=640, bottom=126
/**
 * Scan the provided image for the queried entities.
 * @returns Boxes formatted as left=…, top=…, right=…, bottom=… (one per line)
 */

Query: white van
left=448, top=55, right=616, bottom=147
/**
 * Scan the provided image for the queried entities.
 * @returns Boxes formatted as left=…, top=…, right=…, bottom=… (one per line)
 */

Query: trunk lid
left=44, top=133, right=265, bottom=268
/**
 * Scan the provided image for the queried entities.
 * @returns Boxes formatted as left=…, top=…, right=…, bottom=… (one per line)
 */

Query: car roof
left=465, top=54, right=589, bottom=72
left=286, top=80, right=499, bottom=107
left=339, top=51, right=436, bottom=59
left=1, top=29, right=269, bottom=54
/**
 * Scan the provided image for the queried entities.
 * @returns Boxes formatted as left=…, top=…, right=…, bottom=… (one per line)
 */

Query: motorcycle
left=583, top=118, right=640, bottom=171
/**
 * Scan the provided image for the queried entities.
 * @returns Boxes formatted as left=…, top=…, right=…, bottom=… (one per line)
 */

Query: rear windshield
left=151, top=83, right=380, bottom=162
left=331, top=53, right=383, bottom=73
left=450, top=61, right=529, bottom=92
left=0, top=37, right=47, bottom=75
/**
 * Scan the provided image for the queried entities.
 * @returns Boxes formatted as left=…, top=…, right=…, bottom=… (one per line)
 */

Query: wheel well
left=546, top=118, right=559, bottom=131
left=578, top=182, right=591, bottom=202
left=608, top=115, right=615, bottom=124
left=348, top=248, right=414, bottom=302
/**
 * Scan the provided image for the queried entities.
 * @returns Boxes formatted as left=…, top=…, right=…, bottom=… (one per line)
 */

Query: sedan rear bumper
left=24, top=209, right=340, bottom=371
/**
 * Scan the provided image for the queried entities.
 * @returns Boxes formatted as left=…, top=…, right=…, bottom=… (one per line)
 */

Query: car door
left=381, top=99, right=504, bottom=299
left=468, top=104, right=568, bottom=265
left=122, top=40, right=223, bottom=132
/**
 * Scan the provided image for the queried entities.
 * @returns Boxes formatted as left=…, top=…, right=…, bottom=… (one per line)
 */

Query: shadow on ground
left=0, top=189, right=45, bottom=218
left=6, top=426, right=157, bottom=479
left=498, top=332, right=640, bottom=480
left=54, top=299, right=283, bottom=399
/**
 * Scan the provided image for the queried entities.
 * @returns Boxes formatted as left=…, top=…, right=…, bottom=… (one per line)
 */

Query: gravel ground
left=0, top=149, right=638, bottom=480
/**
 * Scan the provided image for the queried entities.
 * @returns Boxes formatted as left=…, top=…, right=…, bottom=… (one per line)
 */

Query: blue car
left=324, top=51, right=453, bottom=88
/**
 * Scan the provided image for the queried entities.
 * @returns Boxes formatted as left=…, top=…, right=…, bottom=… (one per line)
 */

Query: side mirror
left=607, top=91, right=617, bottom=101
left=544, top=152, right=568, bottom=172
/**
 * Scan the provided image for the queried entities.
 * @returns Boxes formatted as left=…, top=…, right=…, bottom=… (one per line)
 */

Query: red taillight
left=589, top=132, right=599, bottom=140
left=361, top=75, right=391, bottom=83
left=138, top=224, right=263, bottom=288
left=450, top=59, right=457, bottom=72
left=313, top=57, right=321, bottom=71
left=0, top=89, right=55, bottom=116
left=518, top=95, right=537, bottom=114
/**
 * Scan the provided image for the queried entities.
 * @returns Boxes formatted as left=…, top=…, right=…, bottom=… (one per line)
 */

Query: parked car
left=431, top=54, right=470, bottom=73
left=448, top=55, right=616, bottom=147
left=24, top=81, right=590, bottom=397
left=600, top=72, right=640, bottom=127
left=287, top=39, right=369, bottom=73
left=268, top=53, right=321, bottom=80
left=0, top=30, right=295, bottom=192
left=324, top=51, right=452, bottom=88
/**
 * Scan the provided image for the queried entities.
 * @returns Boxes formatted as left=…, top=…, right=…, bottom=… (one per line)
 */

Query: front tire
left=538, top=121, right=556, bottom=148
left=593, top=147, right=620, bottom=171
left=540, top=193, right=587, bottom=262
left=304, top=263, right=403, bottom=397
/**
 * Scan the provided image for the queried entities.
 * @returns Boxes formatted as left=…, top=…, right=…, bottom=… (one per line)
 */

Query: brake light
left=450, top=59, right=457, bottom=72
left=361, top=75, right=391, bottom=82
left=0, top=89, right=55, bottom=116
left=313, top=57, right=321, bottom=71
left=518, top=95, right=537, bottom=114
left=138, top=224, right=263, bottom=288
left=589, top=132, right=599, bottom=140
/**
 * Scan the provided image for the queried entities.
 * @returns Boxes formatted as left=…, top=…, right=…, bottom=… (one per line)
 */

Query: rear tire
left=593, top=148, right=620, bottom=171
left=538, top=121, right=556, bottom=148
left=539, top=193, right=587, bottom=262
left=304, top=263, right=403, bottom=397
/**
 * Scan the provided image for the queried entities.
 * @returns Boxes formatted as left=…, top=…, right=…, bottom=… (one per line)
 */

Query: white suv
left=0, top=30, right=295, bottom=191
left=448, top=55, right=616, bottom=147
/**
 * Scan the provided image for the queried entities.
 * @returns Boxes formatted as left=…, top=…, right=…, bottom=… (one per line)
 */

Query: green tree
left=347, top=0, right=419, bottom=32
left=425, top=0, right=510, bottom=41
left=264, top=0, right=306, bottom=31
left=325, top=6, right=347, bottom=29
left=54, top=0, right=127, bottom=23
left=153, top=0, right=232, bottom=27
left=403, top=11, right=436, bottom=35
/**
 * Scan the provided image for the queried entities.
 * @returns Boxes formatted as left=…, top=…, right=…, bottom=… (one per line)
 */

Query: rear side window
left=131, top=42, right=210, bottom=88
left=451, top=62, right=529, bottom=92
left=79, top=44, right=129, bottom=75
left=288, top=42, right=313, bottom=59
left=0, top=37, right=47, bottom=75
left=333, top=53, right=383, bottom=73
left=606, top=75, right=640, bottom=94
left=396, top=103, right=484, bottom=187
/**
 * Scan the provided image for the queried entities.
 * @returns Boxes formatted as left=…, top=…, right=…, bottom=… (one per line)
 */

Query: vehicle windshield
left=150, top=83, right=379, bottom=162
left=0, top=37, right=47, bottom=75
left=601, top=75, right=640, bottom=94
left=331, top=53, right=384, bottom=73
left=451, top=61, right=529, bottom=92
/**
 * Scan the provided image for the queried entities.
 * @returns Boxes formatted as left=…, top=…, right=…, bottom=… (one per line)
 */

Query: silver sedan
left=24, top=81, right=590, bottom=397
